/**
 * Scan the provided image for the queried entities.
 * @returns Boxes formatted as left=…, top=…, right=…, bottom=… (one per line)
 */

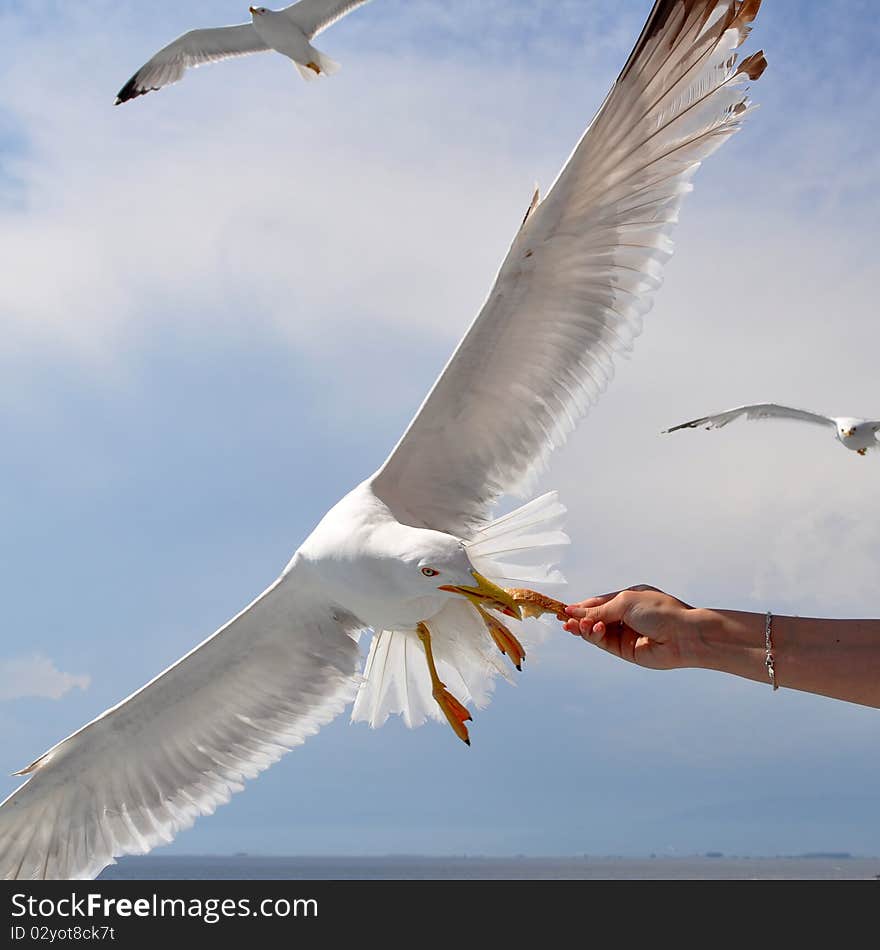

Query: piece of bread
left=506, top=589, right=568, bottom=620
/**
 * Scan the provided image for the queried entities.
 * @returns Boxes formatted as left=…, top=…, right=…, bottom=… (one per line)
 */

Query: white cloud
left=0, top=655, right=91, bottom=702
left=537, top=185, right=880, bottom=617
left=0, top=2, right=621, bottom=365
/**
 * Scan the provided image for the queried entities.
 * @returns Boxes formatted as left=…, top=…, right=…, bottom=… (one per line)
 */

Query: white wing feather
left=664, top=403, right=838, bottom=433
left=283, top=0, right=372, bottom=39
left=115, top=25, right=269, bottom=104
left=0, top=565, right=361, bottom=880
left=371, top=0, right=767, bottom=537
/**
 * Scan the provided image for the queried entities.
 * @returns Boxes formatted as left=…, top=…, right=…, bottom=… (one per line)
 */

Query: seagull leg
left=858, top=449, right=867, bottom=457
left=416, top=622, right=472, bottom=746
left=306, top=61, right=322, bottom=75
left=474, top=605, right=526, bottom=671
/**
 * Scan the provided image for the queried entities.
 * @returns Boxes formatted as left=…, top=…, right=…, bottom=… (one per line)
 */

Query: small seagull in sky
left=664, top=404, right=880, bottom=456
left=115, top=1, right=371, bottom=104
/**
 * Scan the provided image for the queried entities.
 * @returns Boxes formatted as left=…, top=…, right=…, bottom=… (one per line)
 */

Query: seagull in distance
left=4, top=0, right=767, bottom=879
left=664, top=404, right=880, bottom=456
left=115, top=0, right=371, bottom=104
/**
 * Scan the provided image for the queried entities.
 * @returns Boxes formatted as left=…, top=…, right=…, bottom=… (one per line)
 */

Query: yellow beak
left=439, top=572, right=522, bottom=619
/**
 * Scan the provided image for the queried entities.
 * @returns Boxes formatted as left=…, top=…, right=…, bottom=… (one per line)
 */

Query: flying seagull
left=664, top=404, right=880, bottom=455
left=115, top=0, right=371, bottom=104
left=2, top=0, right=767, bottom=880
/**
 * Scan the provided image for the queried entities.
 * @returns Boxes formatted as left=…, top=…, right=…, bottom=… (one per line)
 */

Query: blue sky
left=2, top=0, right=880, bottom=862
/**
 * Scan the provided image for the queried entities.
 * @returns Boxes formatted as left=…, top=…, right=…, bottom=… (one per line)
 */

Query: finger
left=579, top=619, right=629, bottom=660
left=583, top=619, right=607, bottom=642
left=571, top=593, right=631, bottom=629
left=566, top=592, right=621, bottom=617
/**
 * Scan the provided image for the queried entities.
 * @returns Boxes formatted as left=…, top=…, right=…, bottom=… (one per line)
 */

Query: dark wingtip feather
left=737, top=49, right=768, bottom=81
left=619, top=1, right=767, bottom=85
left=115, top=74, right=150, bottom=105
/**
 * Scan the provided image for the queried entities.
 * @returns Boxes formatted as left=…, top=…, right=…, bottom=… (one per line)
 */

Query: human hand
left=562, top=586, right=697, bottom=671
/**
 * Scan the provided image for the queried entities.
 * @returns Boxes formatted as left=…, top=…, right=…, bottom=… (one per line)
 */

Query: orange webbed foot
left=433, top=684, right=473, bottom=746
left=476, top=605, right=526, bottom=671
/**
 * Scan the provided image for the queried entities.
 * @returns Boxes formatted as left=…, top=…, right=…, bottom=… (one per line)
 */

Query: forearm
left=686, top=609, right=880, bottom=709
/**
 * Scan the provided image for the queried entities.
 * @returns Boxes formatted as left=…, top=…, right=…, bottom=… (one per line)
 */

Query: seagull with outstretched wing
left=115, top=1, right=371, bottom=103
left=4, top=0, right=767, bottom=879
left=664, top=404, right=880, bottom=455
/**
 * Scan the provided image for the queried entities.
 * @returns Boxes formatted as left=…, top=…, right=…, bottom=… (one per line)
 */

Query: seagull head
left=838, top=420, right=859, bottom=440
left=249, top=6, right=269, bottom=16
left=382, top=528, right=521, bottom=620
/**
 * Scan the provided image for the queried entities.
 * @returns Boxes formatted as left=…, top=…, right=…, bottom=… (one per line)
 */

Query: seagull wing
left=371, top=0, right=767, bottom=537
left=283, top=0, right=372, bottom=39
left=663, top=404, right=837, bottom=433
left=115, top=24, right=269, bottom=104
left=0, top=564, right=361, bottom=880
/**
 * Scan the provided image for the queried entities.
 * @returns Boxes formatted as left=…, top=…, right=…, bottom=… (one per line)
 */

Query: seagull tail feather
left=295, top=50, right=341, bottom=81
left=465, top=492, right=569, bottom=588
left=314, top=51, right=341, bottom=76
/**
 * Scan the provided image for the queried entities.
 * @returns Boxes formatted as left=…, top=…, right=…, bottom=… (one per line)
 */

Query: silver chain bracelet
left=764, top=610, right=778, bottom=691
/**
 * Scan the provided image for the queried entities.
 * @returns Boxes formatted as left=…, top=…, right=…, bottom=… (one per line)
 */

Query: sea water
left=99, top=854, right=880, bottom=881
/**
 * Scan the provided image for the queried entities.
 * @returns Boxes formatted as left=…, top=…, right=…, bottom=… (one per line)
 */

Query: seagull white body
left=250, top=7, right=329, bottom=81
left=832, top=418, right=880, bottom=454
left=4, top=0, right=769, bottom=879
left=664, top=404, right=880, bottom=455
left=115, top=0, right=370, bottom=103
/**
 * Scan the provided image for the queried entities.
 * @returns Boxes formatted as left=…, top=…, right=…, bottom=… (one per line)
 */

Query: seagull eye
left=421, top=568, right=440, bottom=577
